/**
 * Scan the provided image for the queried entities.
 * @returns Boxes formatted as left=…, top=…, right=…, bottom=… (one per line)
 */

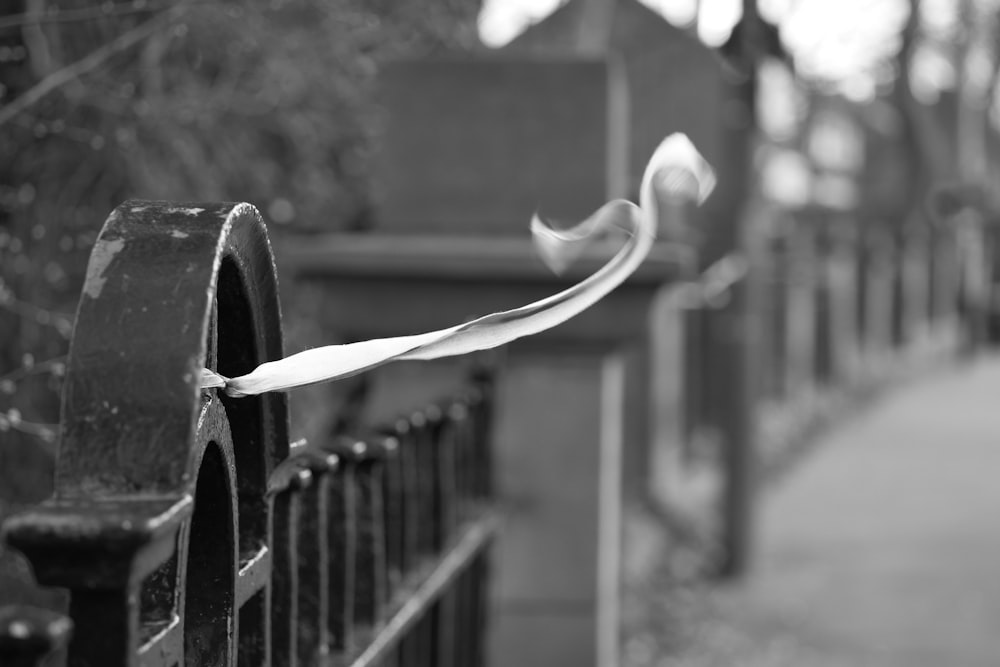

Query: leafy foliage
left=0, top=0, right=482, bottom=500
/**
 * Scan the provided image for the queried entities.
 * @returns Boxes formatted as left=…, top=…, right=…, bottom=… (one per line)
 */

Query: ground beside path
left=630, top=355, right=1000, bottom=666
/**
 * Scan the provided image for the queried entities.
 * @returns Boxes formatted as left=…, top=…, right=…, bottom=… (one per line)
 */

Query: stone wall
left=375, top=57, right=623, bottom=234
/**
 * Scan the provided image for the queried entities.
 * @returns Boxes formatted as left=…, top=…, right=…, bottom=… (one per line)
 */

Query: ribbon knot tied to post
left=201, top=133, right=716, bottom=398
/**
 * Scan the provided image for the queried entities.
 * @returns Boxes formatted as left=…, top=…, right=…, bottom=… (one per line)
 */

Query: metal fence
left=0, top=201, right=497, bottom=667
left=0, top=197, right=992, bottom=664
left=678, top=203, right=991, bottom=574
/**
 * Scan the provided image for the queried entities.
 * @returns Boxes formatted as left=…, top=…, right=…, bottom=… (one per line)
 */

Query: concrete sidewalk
left=674, top=356, right=1000, bottom=666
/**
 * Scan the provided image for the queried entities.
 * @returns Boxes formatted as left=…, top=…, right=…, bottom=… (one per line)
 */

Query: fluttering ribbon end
left=204, top=133, right=715, bottom=397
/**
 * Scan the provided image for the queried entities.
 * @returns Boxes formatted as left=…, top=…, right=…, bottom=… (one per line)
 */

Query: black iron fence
left=0, top=202, right=496, bottom=667
left=0, top=197, right=993, bottom=663
left=263, top=388, right=495, bottom=667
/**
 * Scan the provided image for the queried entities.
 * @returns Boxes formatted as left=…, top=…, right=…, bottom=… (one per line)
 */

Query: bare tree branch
left=0, top=6, right=187, bottom=130
left=0, top=2, right=174, bottom=31
left=21, top=0, right=54, bottom=79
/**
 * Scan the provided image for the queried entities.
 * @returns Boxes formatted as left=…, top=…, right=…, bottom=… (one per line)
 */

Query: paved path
left=674, top=356, right=1000, bottom=666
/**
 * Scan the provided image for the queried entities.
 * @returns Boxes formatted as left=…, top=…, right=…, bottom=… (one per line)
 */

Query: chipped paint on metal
left=83, top=238, right=125, bottom=299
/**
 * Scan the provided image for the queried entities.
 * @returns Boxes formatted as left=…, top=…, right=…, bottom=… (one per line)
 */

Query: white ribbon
left=203, top=133, right=715, bottom=397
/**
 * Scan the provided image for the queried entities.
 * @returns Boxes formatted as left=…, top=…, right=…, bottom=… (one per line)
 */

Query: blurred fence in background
left=749, top=207, right=985, bottom=472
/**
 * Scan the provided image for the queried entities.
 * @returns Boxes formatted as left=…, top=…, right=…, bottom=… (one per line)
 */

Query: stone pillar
left=280, top=237, right=692, bottom=667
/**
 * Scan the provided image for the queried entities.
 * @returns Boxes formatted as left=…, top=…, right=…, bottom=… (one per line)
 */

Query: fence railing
left=0, top=201, right=497, bottom=667
left=681, top=203, right=991, bottom=574
left=0, top=197, right=992, bottom=666
left=264, top=388, right=495, bottom=667
left=746, top=209, right=979, bottom=468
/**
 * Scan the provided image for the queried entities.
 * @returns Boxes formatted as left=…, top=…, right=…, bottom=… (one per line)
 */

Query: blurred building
left=503, top=0, right=734, bottom=204
left=373, top=0, right=747, bottom=238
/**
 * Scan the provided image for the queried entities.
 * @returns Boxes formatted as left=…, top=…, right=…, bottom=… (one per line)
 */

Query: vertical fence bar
left=382, top=431, right=405, bottom=593
left=829, top=217, right=859, bottom=384
left=352, top=444, right=387, bottom=629
left=786, top=220, right=818, bottom=398
left=436, top=408, right=461, bottom=550
left=295, top=479, right=324, bottom=665
left=890, top=226, right=908, bottom=349
left=900, top=223, right=928, bottom=348
left=865, top=226, right=895, bottom=371
left=814, top=217, right=835, bottom=386
left=766, top=228, right=790, bottom=401
left=395, top=421, right=420, bottom=577
left=269, top=465, right=310, bottom=667
left=324, top=449, right=357, bottom=653
left=294, top=451, right=340, bottom=665
left=412, top=410, right=437, bottom=559
left=855, top=221, right=871, bottom=368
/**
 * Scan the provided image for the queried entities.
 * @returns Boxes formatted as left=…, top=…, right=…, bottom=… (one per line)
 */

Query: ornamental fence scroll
left=0, top=201, right=497, bottom=667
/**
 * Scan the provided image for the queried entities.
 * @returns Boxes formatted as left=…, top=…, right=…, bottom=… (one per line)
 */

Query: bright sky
left=478, top=0, right=921, bottom=98
left=478, top=0, right=730, bottom=47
